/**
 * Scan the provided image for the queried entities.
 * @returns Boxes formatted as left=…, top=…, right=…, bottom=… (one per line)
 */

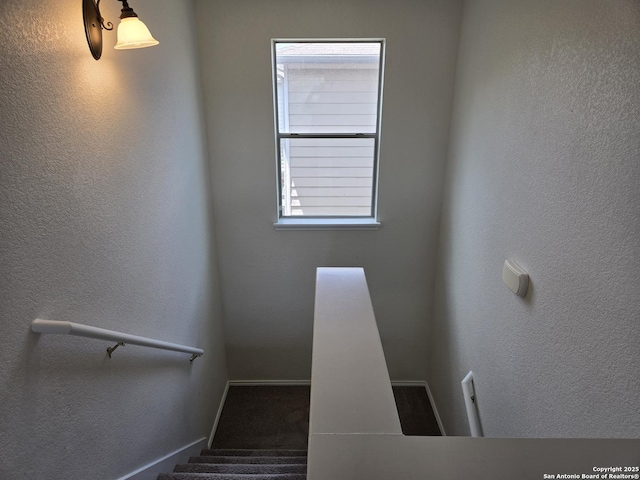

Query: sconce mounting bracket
left=83, top=0, right=103, bottom=60
left=83, top=0, right=113, bottom=60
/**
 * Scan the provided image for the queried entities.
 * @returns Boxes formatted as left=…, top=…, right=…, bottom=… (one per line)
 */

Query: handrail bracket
left=107, top=342, right=125, bottom=358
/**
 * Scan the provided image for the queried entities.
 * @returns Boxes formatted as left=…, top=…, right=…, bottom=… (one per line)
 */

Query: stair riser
left=201, top=449, right=308, bottom=457
left=158, top=474, right=307, bottom=480
left=175, top=464, right=307, bottom=474
left=189, top=456, right=306, bottom=465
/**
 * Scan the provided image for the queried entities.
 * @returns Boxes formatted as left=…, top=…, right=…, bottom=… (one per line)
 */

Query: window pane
left=275, top=42, right=381, bottom=134
left=280, top=137, right=375, bottom=217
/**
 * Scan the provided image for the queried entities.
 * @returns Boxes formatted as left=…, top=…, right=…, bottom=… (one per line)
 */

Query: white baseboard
left=208, top=381, right=230, bottom=448
left=390, top=380, right=427, bottom=387
left=391, top=380, right=446, bottom=436
left=117, top=437, right=207, bottom=480
left=423, top=381, right=446, bottom=436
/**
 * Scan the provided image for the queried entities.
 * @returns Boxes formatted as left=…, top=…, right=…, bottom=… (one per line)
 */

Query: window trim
left=271, top=38, right=386, bottom=228
left=273, top=217, right=381, bottom=231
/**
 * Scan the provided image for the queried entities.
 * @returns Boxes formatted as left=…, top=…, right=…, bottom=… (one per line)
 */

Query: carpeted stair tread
left=200, top=449, right=307, bottom=457
left=158, top=474, right=306, bottom=480
left=174, top=464, right=307, bottom=474
left=189, top=456, right=307, bottom=465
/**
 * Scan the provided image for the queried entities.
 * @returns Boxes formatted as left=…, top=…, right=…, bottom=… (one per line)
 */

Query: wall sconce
left=83, top=0, right=158, bottom=60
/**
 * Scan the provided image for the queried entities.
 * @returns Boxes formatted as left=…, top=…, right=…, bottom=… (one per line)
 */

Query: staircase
left=157, top=448, right=308, bottom=480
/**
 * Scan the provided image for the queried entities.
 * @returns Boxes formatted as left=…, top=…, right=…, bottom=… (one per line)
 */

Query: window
left=272, top=40, right=385, bottom=226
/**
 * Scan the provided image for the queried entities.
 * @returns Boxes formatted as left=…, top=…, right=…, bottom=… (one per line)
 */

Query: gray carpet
left=156, top=385, right=440, bottom=479
left=392, top=386, right=442, bottom=436
left=212, top=385, right=440, bottom=446
left=211, top=386, right=311, bottom=450
left=158, top=449, right=308, bottom=480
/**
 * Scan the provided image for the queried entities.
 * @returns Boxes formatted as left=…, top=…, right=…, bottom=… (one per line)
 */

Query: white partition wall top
left=311, top=267, right=402, bottom=435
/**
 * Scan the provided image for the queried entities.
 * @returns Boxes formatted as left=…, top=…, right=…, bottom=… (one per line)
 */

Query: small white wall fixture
left=502, top=260, right=529, bottom=297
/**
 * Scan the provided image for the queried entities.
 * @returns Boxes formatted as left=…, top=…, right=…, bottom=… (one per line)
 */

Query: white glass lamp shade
left=114, top=17, right=159, bottom=50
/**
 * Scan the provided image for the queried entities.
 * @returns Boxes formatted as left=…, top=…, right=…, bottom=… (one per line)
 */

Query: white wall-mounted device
left=502, top=259, right=529, bottom=297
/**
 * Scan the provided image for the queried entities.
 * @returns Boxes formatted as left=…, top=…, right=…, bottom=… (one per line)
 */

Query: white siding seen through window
left=273, top=41, right=385, bottom=218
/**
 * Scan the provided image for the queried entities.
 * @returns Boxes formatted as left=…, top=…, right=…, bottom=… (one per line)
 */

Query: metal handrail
left=31, top=319, right=204, bottom=361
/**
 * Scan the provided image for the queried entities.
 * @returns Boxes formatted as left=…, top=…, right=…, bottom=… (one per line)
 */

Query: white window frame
left=271, top=38, right=385, bottom=230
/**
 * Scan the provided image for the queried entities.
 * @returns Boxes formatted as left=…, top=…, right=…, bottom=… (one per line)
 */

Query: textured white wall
left=0, top=0, right=228, bottom=478
left=429, top=0, right=640, bottom=437
left=194, top=0, right=462, bottom=380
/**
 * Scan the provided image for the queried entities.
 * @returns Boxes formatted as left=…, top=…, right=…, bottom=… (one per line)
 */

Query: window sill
left=274, top=218, right=381, bottom=231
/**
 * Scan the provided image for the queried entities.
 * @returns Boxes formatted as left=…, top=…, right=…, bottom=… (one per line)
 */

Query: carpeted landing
left=393, top=386, right=442, bottom=436
left=157, top=385, right=439, bottom=479
left=212, top=386, right=311, bottom=450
